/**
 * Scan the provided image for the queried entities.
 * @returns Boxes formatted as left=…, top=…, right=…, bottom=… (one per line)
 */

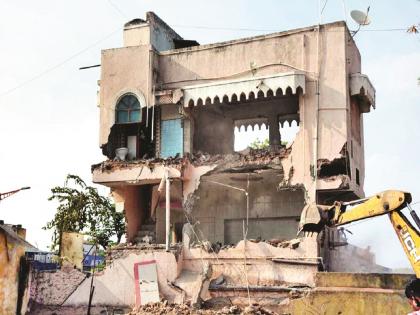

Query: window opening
left=234, top=124, right=269, bottom=151
left=161, top=119, right=183, bottom=158
left=116, top=94, right=141, bottom=123
left=279, top=120, right=299, bottom=146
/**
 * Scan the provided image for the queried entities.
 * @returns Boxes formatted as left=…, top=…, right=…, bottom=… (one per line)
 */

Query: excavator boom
left=300, top=190, right=420, bottom=277
left=390, top=210, right=420, bottom=278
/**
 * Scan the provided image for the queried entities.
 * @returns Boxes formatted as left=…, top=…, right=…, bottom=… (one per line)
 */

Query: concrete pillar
left=165, top=170, right=171, bottom=251
left=116, top=186, right=145, bottom=243
left=183, top=118, right=194, bottom=155
left=268, top=116, right=281, bottom=151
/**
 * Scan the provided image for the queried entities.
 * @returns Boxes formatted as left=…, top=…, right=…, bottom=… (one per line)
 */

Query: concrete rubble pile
left=91, top=148, right=289, bottom=173
left=127, top=301, right=278, bottom=315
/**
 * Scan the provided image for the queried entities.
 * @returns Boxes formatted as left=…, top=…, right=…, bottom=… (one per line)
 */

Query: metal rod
left=204, top=180, right=247, bottom=194
left=209, top=284, right=311, bottom=292
left=87, top=244, right=97, bottom=315
left=165, top=169, right=171, bottom=251
left=407, top=203, right=420, bottom=230
left=342, top=197, right=370, bottom=206
left=79, top=64, right=101, bottom=70
left=0, top=187, right=31, bottom=201
left=151, top=86, right=155, bottom=141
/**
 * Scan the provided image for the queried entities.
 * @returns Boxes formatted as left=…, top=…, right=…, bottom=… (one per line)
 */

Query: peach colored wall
left=0, top=232, right=28, bottom=315
left=155, top=22, right=360, bottom=200
left=113, top=186, right=146, bottom=242
left=346, top=36, right=365, bottom=196
left=97, top=21, right=373, bottom=229
left=99, top=46, right=153, bottom=147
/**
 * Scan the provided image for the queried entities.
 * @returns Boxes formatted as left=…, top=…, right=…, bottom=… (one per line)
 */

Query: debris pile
left=127, top=301, right=279, bottom=315
left=91, top=148, right=290, bottom=173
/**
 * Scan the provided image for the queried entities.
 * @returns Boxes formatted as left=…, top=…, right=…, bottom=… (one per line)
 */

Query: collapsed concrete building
left=31, top=12, right=413, bottom=314
left=92, top=11, right=374, bottom=258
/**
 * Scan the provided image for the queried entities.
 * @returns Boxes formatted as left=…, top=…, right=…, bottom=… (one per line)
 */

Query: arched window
left=116, top=94, right=141, bottom=123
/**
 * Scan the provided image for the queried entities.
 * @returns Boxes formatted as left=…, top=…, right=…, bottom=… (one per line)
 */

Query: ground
left=127, top=301, right=278, bottom=315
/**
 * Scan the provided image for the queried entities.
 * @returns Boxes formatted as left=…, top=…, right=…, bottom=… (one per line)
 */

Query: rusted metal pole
left=0, top=186, right=30, bottom=201
left=165, top=169, right=171, bottom=251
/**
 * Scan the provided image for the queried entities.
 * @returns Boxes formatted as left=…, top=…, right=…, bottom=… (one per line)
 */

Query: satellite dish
left=350, top=10, right=371, bottom=26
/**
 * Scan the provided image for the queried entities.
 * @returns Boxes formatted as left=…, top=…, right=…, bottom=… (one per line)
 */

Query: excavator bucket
left=299, top=203, right=331, bottom=233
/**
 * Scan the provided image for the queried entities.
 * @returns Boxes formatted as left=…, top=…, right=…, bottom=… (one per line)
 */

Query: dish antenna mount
left=350, top=7, right=371, bottom=37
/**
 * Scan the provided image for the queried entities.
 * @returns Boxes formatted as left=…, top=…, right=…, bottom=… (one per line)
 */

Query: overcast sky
left=0, top=0, right=419, bottom=269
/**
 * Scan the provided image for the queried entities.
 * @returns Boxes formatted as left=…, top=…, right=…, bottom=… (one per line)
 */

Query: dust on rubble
left=127, top=301, right=279, bottom=315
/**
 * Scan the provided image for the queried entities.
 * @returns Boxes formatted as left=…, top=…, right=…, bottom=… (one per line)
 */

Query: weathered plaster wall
left=156, top=22, right=357, bottom=200
left=123, top=24, right=150, bottom=48
left=0, top=230, right=29, bottom=315
left=65, top=251, right=182, bottom=306
left=193, top=109, right=234, bottom=154
left=112, top=185, right=149, bottom=243
left=99, top=45, right=152, bottom=147
left=92, top=162, right=182, bottom=184
left=148, top=12, right=183, bottom=52
left=160, top=104, right=181, bottom=120
left=346, top=35, right=365, bottom=197
left=155, top=180, right=184, bottom=243
left=30, top=268, right=87, bottom=306
left=100, top=12, right=184, bottom=149
left=60, top=232, right=84, bottom=269
left=286, top=272, right=411, bottom=315
left=191, top=96, right=299, bottom=154
left=98, top=21, right=371, bottom=207
left=190, top=170, right=305, bottom=244
left=184, top=237, right=319, bottom=286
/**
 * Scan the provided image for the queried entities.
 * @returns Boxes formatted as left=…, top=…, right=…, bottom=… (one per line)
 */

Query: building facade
left=92, top=12, right=375, bottom=248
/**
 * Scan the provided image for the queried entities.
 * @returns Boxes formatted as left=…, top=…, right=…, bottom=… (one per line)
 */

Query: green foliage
left=248, top=138, right=288, bottom=149
left=44, top=174, right=125, bottom=251
left=249, top=138, right=270, bottom=149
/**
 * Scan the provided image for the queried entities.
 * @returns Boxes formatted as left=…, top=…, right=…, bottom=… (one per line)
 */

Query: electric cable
left=107, top=0, right=127, bottom=19
left=0, top=27, right=120, bottom=99
left=321, top=0, right=329, bottom=15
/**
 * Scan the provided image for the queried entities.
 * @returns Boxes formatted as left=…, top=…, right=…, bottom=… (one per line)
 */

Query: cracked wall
left=91, top=16, right=378, bottom=288
left=188, top=169, right=306, bottom=244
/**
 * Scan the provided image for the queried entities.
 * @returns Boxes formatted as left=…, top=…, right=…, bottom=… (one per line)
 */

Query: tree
left=249, top=138, right=288, bottom=149
left=249, top=138, right=270, bottom=149
left=44, top=174, right=125, bottom=251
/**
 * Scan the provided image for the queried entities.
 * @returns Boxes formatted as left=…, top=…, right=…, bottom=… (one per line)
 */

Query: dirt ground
left=127, top=301, right=279, bottom=315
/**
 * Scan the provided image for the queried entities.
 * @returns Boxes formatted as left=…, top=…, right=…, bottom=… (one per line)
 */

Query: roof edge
left=160, top=21, right=348, bottom=55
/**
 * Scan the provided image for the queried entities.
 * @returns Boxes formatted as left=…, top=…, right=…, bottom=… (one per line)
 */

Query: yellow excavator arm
left=300, top=190, right=420, bottom=277
left=390, top=210, right=420, bottom=277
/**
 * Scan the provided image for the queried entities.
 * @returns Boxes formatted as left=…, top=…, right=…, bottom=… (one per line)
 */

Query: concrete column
left=183, top=118, right=194, bottom=154
left=116, top=186, right=144, bottom=243
left=268, top=116, right=281, bottom=151
left=165, top=170, right=171, bottom=251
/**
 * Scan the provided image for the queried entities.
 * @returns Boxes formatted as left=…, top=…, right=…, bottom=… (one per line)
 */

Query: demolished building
left=30, top=12, right=412, bottom=314
left=92, top=11, right=375, bottom=261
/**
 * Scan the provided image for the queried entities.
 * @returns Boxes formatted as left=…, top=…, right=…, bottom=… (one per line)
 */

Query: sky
left=0, top=0, right=419, bottom=269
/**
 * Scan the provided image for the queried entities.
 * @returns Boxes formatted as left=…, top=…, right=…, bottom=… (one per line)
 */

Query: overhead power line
left=0, top=28, right=120, bottom=99
left=321, top=0, right=329, bottom=15
left=107, top=0, right=127, bottom=19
